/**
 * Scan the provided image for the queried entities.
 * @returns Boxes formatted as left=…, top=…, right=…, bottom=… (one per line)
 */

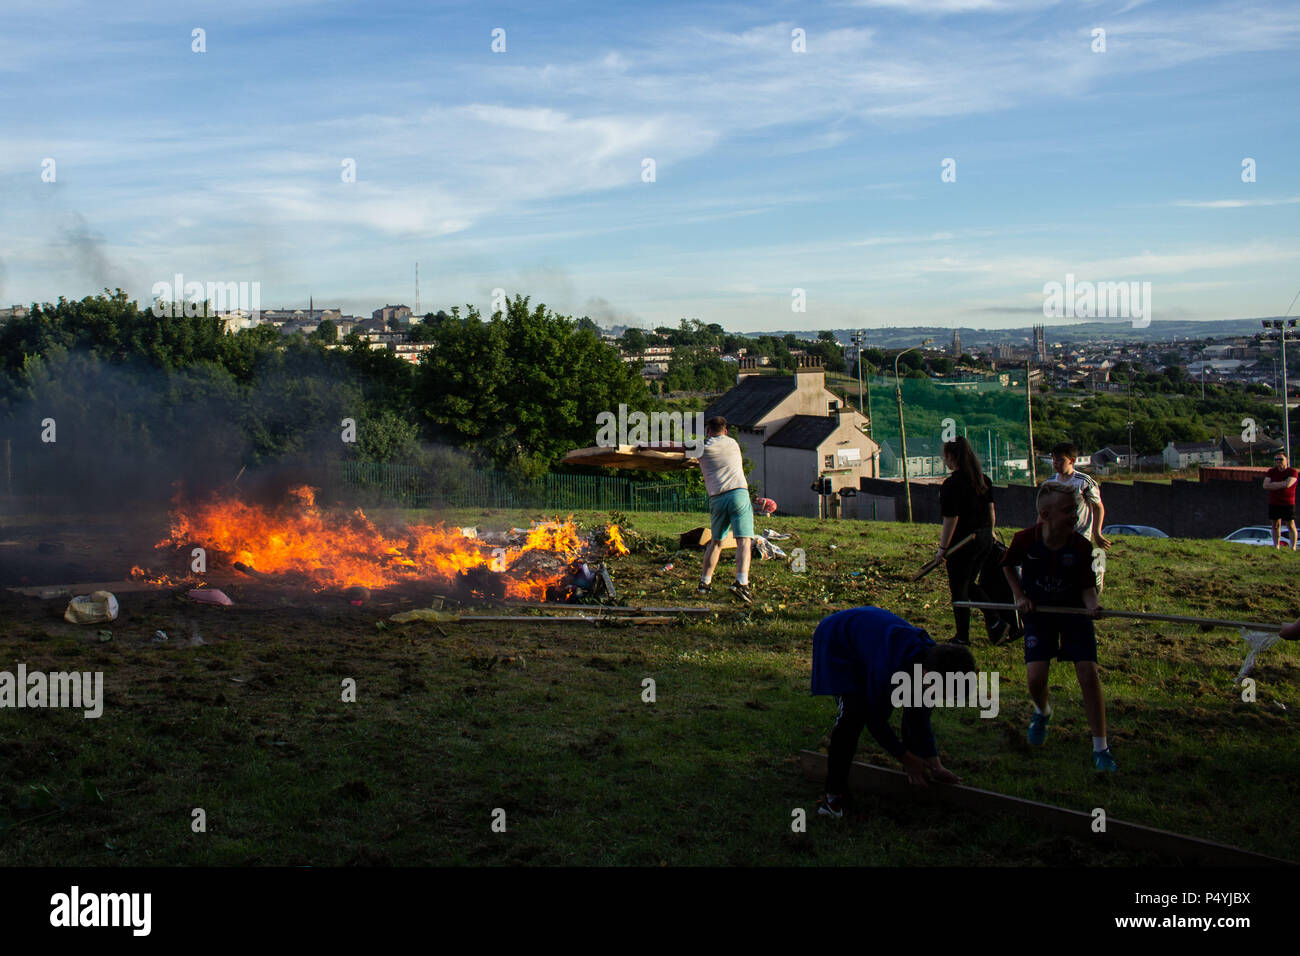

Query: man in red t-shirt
left=1262, top=452, right=1298, bottom=551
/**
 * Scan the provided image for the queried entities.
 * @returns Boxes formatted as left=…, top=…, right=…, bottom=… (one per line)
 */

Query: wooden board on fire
left=561, top=444, right=694, bottom=471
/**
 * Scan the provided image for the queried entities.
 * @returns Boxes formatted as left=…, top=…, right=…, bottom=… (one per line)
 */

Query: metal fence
left=335, top=461, right=708, bottom=513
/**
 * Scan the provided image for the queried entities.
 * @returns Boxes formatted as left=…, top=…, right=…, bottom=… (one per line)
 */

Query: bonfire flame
left=150, top=485, right=616, bottom=601
left=606, top=524, right=629, bottom=556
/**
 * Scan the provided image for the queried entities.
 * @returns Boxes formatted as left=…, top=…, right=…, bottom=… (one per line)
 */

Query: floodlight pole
left=895, top=339, right=932, bottom=523
left=1026, top=358, right=1036, bottom=486
left=1283, top=323, right=1291, bottom=461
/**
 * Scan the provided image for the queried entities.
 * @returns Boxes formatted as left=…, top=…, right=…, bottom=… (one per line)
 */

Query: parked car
left=1103, top=525, right=1169, bottom=538
left=1224, top=526, right=1293, bottom=546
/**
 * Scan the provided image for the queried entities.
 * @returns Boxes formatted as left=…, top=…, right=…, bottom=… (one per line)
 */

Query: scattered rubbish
left=762, top=529, right=791, bottom=540
left=64, top=591, right=120, bottom=625
left=97, top=630, right=112, bottom=642
left=1275, top=701, right=1287, bottom=711
left=662, top=563, right=674, bottom=572
left=829, top=544, right=838, bottom=550
left=753, top=537, right=787, bottom=561
left=572, top=562, right=597, bottom=590
left=755, top=498, right=777, bottom=515
left=1235, top=629, right=1280, bottom=684
left=187, top=588, right=233, bottom=606
left=597, top=565, right=618, bottom=602
left=459, top=527, right=478, bottom=539
left=152, top=630, right=169, bottom=643
left=233, top=562, right=276, bottom=582
left=345, top=586, right=370, bottom=606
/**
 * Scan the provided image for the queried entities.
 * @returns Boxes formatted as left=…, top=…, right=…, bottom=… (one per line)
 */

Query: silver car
left=1104, top=525, right=1169, bottom=538
left=1224, top=526, right=1293, bottom=546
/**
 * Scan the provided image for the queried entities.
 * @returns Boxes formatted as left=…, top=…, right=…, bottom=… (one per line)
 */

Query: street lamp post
left=1285, top=325, right=1292, bottom=462
left=895, top=339, right=933, bottom=523
left=851, top=329, right=872, bottom=440
left=1127, top=382, right=1134, bottom=477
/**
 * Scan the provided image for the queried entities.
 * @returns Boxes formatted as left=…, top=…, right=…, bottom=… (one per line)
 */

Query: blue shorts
left=709, top=488, right=754, bottom=543
left=1023, top=612, right=1097, bottom=664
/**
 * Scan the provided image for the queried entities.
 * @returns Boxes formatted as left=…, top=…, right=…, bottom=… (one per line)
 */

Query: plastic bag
left=64, top=591, right=119, bottom=624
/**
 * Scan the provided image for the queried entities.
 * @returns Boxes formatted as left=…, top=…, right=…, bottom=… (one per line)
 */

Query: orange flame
left=152, top=486, right=592, bottom=600
left=605, top=524, right=629, bottom=556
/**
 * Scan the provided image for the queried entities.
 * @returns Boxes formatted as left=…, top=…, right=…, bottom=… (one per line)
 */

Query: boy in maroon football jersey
left=1263, top=452, right=1298, bottom=551
left=1002, top=481, right=1115, bottom=771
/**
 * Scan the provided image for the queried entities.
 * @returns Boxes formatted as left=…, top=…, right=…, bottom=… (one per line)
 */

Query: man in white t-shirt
left=688, top=416, right=754, bottom=603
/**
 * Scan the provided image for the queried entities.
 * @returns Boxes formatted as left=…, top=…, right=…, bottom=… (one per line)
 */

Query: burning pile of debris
left=131, top=485, right=629, bottom=602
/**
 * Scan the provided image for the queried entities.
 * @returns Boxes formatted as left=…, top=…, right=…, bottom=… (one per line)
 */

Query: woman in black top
left=937, top=437, right=995, bottom=645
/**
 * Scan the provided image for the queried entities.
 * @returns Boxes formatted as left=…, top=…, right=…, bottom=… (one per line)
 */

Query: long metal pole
left=953, top=601, right=1283, bottom=632
left=1026, top=359, right=1036, bottom=486
left=862, top=332, right=873, bottom=440
left=1127, top=382, right=1134, bottom=477
left=896, top=351, right=912, bottom=522
left=856, top=334, right=864, bottom=421
left=1283, top=326, right=1291, bottom=461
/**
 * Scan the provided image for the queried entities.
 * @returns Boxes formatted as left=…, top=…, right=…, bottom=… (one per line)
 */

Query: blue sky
left=1, top=0, right=1297, bottom=332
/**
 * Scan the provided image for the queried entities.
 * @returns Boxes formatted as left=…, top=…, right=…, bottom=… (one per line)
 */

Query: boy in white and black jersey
left=1049, top=443, right=1110, bottom=552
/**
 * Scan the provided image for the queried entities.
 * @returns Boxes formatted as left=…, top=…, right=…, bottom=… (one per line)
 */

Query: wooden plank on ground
left=454, top=615, right=672, bottom=625
left=495, top=602, right=719, bottom=615
left=8, top=579, right=167, bottom=598
left=796, top=750, right=1293, bottom=866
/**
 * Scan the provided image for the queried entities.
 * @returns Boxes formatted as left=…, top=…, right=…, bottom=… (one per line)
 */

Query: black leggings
left=946, top=529, right=993, bottom=643
left=825, top=695, right=869, bottom=795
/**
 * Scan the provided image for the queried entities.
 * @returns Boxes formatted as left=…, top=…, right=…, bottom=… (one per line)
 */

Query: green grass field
left=1, top=509, right=1296, bottom=866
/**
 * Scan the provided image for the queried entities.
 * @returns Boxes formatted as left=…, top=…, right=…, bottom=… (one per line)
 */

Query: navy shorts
left=1023, top=612, right=1097, bottom=663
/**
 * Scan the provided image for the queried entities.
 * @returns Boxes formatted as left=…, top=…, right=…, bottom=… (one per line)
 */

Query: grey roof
left=765, top=415, right=840, bottom=450
left=1169, top=441, right=1219, bottom=452
left=704, top=375, right=796, bottom=428
left=1221, top=435, right=1282, bottom=454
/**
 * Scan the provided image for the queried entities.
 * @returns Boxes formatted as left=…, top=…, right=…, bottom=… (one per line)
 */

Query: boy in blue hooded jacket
left=812, top=605, right=973, bottom=818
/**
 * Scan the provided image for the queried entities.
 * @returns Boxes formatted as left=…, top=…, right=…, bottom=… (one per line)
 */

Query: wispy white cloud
left=1173, top=196, right=1300, bottom=208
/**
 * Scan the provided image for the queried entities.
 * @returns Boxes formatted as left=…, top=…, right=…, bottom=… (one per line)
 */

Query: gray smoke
left=62, top=213, right=116, bottom=291
left=584, top=296, right=644, bottom=330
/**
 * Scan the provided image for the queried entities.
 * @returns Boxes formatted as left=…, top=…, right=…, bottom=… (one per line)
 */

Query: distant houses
left=877, top=438, right=946, bottom=478
left=1162, top=441, right=1223, bottom=470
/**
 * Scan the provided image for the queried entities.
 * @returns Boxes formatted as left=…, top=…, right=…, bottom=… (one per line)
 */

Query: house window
left=824, top=455, right=835, bottom=469
left=828, top=401, right=839, bottom=413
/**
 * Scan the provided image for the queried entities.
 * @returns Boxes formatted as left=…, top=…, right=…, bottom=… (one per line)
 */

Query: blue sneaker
left=1027, top=709, right=1051, bottom=746
left=1093, top=748, right=1118, bottom=772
